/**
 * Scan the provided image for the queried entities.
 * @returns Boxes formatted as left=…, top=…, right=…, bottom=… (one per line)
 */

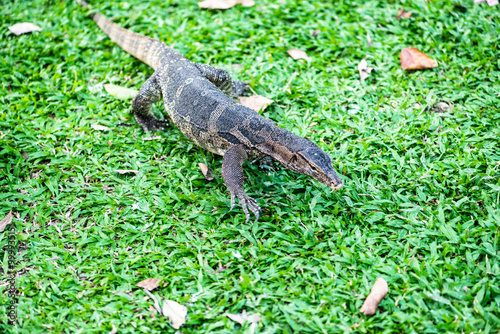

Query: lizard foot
left=135, top=115, right=169, bottom=132
left=231, top=80, right=251, bottom=98
left=255, top=156, right=275, bottom=171
left=230, top=191, right=261, bottom=223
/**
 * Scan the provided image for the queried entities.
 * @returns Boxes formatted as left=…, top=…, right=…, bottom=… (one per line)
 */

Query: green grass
left=1, top=0, right=499, bottom=332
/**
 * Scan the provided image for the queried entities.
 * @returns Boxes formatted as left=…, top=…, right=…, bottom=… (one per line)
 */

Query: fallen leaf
left=475, top=0, right=499, bottom=6
left=136, top=278, right=161, bottom=291
left=163, top=300, right=188, bottom=329
left=8, top=22, right=42, bottom=35
left=311, top=29, right=320, bottom=37
left=360, top=277, right=388, bottom=315
left=142, top=136, right=162, bottom=141
left=240, top=0, right=255, bottom=6
left=114, top=169, right=139, bottom=174
left=198, top=0, right=253, bottom=9
left=366, top=32, right=372, bottom=47
left=91, top=124, right=110, bottom=131
left=227, top=311, right=261, bottom=325
left=213, top=261, right=232, bottom=273
left=198, top=0, right=237, bottom=9
left=396, top=8, right=413, bottom=19
left=286, top=49, right=310, bottom=61
left=104, top=84, right=138, bottom=100
left=227, top=313, right=245, bottom=325
left=358, top=59, right=374, bottom=81
left=238, top=95, right=273, bottom=112
left=198, top=163, right=214, bottom=181
left=400, top=47, right=438, bottom=70
left=0, top=211, right=12, bottom=233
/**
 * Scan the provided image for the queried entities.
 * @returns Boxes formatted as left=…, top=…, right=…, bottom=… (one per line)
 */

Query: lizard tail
left=77, top=1, right=166, bottom=69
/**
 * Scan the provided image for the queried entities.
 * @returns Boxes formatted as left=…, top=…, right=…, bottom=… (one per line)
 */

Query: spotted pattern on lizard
left=78, top=0, right=343, bottom=222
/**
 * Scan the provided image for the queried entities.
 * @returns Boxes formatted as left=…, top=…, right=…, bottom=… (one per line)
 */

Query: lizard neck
left=254, top=121, right=313, bottom=166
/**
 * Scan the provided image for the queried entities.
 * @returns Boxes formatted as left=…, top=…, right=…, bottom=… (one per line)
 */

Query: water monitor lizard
left=77, top=1, right=343, bottom=222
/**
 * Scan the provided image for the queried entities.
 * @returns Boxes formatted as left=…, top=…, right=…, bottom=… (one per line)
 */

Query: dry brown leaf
left=162, top=300, right=188, bottom=329
left=0, top=211, right=12, bottom=233
left=198, top=163, right=214, bottom=181
left=114, top=169, right=139, bottom=174
left=396, top=8, right=413, bottom=19
left=358, top=59, right=374, bottom=81
left=198, top=0, right=253, bottom=9
left=213, top=261, right=232, bottom=273
left=360, top=277, right=388, bottom=315
left=136, top=278, right=161, bottom=291
left=91, top=124, right=110, bottom=131
left=9, top=22, right=42, bottom=35
left=286, top=49, right=310, bottom=61
left=238, top=95, right=273, bottom=112
left=311, top=29, right=320, bottom=37
left=400, top=47, right=438, bottom=70
left=402, top=11, right=413, bottom=18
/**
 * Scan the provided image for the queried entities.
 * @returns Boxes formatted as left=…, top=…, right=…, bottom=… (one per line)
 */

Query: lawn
left=1, top=0, right=499, bottom=333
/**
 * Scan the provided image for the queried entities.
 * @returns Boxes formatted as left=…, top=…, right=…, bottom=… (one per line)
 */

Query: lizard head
left=286, top=145, right=343, bottom=190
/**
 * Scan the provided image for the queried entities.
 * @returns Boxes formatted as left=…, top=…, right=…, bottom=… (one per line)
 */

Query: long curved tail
left=77, top=0, right=166, bottom=69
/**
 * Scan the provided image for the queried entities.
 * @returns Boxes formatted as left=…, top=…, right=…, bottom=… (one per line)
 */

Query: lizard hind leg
left=132, top=73, right=169, bottom=132
left=222, top=144, right=261, bottom=223
left=193, top=62, right=249, bottom=99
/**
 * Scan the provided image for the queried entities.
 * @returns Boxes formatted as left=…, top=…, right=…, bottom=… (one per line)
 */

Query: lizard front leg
left=193, top=63, right=249, bottom=98
left=132, top=72, right=169, bottom=132
left=222, top=144, right=261, bottom=223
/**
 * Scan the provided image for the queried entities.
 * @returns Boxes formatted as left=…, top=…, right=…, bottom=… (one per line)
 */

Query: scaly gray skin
left=78, top=1, right=343, bottom=222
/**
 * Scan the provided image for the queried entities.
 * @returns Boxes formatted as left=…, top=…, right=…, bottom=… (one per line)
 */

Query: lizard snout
left=331, top=182, right=343, bottom=190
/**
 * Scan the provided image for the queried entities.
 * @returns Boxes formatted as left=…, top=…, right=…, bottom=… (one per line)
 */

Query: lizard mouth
left=331, top=182, right=343, bottom=190
left=325, top=173, right=343, bottom=190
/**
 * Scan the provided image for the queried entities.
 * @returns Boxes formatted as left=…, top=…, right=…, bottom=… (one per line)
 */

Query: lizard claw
left=230, top=193, right=236, bottom=211
left=229, top=191, right=261, bottom=223
left=135, top=115, right=169, bottom=132
left=229, top=192, right=261, bottom=223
